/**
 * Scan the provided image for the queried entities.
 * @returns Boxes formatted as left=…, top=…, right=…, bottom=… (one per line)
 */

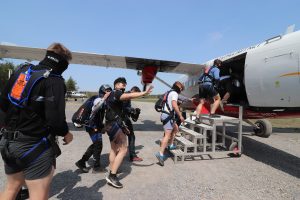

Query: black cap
left=114, top=77, right=127, bottom=86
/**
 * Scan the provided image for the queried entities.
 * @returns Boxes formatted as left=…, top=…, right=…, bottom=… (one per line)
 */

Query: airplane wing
left=0, top=44, right=203, bottom=75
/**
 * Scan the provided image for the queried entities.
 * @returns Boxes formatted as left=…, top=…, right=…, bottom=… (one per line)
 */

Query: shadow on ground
left=67, top=122, right=85, bottom=132
left=218, top=127, right=300, bottom=178
left=134, top=120, right=163, bottom=131
left=50, top=170, right=105, bottom=200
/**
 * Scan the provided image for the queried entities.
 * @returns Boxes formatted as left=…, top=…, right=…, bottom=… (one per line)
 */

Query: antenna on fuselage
left=285, top=24, right=295, bottom=35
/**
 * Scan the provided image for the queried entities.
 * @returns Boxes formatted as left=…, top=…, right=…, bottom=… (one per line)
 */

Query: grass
left=132, top=97, right=158, bottom=103
left=267, top=118, right=300, bottom=128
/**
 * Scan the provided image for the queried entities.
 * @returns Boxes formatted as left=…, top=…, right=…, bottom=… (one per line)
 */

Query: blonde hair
left=47, top=43, right=72, bottom=61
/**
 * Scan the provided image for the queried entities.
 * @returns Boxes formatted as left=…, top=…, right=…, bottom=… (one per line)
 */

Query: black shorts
left=4, top=139, right=55, bottom=180
left=199, top=84, right=218, bottom=99
left=106, top=122, right=122, bottom=142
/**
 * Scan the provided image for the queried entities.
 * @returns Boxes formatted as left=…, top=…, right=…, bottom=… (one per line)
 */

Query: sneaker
left=75, top=160, right=89, bottom=173
left=130, top=156, right=143, bottom=162
left=168, top=144, right=177, bottom=150
left=16, top=188, right=29, bottom=200
left=155, top=152, right=165, bottom=166
left=106, top=174, right=123, bottom=188
left=175, top=132, right=182, bottom=137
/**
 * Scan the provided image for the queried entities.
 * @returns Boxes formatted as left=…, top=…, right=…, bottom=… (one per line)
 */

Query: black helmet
left=99, top=84, right=112, bottom=96
left=114, top=77, right=127, bottom=86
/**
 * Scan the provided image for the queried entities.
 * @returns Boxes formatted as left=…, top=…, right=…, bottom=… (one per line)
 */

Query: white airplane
left=1, top=26, right=300, bottom=137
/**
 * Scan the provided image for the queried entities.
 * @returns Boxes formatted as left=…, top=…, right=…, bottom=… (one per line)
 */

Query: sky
left=1, top=0, right=300, bottom=94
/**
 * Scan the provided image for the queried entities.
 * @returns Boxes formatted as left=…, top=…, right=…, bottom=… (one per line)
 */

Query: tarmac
left=0, top=101, right=299, bottom=200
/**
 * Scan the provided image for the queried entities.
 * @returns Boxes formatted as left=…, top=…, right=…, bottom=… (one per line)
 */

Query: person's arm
left=178, top=94, right=194, bottom=102
left=91, top=92, right=111, bottom=113
left=213, top=68, right=220, bottom=80
left=44, top=78, right=69, bottom=137
left=119, top=85, right=153, bottom=101
left=172, top=100, right=184, bottom=123
left=0, top=85, right=10, bottom=113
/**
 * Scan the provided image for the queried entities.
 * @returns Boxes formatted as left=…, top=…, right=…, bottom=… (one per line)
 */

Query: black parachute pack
left=72, top=95, right=98, bottom=126
left=8, top=63, right=53, bottom=108
left=1, top=63, right=63, bottom=165
left=154, top=90, right=172, bottom=113
left=130, top=108, right=141, bottom=122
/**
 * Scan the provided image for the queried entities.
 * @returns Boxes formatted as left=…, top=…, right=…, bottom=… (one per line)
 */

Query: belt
left=1, top=129, right=46, bottom=142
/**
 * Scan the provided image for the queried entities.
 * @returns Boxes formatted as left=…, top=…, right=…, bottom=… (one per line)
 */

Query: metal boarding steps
left=170, top=106, right=243, bottom=163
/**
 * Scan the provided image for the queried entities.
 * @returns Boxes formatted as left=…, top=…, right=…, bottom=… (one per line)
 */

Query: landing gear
left=253, top=119, right=272, bottom=138
left=243, top=119, right=272, bottom=138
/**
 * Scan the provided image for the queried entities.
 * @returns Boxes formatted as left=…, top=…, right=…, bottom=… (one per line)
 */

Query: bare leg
left=110, top=131, right=127, bottom=174
left=159, top=129, right=172, bottom=155
left=108, top=147, right=117, bottom=170
left=222, top=92, right=230, bottom=103
left=25, top=167, right=54, bottom=200
left=211, top=94, right=221, bottom=114
left=195, top=99, right=205, bottom=116
left=1, top=172, right=24, bottom=200
left=169, top=123, right=179, bottom=145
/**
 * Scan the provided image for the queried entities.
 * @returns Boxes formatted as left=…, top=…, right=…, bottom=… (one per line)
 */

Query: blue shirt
left=199, top=65, right=220, bottom=85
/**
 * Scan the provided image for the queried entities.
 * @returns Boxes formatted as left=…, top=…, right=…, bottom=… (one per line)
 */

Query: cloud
left=0, top=42, right=17, bottom=46
left=208, top=32, right=223, bottom=41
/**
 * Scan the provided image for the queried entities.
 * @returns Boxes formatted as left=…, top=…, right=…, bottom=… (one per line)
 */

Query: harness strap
left=162, top=90, right=174, bottom=114
left=162, top=115, right=174, bottom=126
left=16, top=137, right=49, bottom=167
left=200, top=66, right=216, bottom=84
left=0, top=129, right=51, bottom=167
left=161, top=90, right=177, bottom=125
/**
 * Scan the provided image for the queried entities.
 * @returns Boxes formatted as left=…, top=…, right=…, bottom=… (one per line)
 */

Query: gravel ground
left=0, top=101, right=299, bottom=200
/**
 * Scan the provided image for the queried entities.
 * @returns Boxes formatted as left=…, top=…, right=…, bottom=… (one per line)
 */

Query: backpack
left=72, top=95, right=98, bottom=125
left=199, top=65, right=217, bottom=85
left=8, top=64, right=53, bottom=108
left=154, top=90, right=172, bottom=113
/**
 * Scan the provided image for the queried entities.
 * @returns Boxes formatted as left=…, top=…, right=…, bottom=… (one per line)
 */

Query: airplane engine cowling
left=141, top=66, right=158, bottom=84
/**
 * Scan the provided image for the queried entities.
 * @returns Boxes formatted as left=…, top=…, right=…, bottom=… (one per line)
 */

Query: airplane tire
left=254, top=119, right=272, bottom=138
left=228, top=142, right=242, bottom=157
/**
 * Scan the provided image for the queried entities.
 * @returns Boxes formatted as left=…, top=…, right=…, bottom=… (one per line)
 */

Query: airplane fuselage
left=181, top=30, right=300, bottom=118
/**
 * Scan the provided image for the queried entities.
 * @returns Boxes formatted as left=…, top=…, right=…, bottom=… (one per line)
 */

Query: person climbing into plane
left=195, top=59, right=222, bottom=117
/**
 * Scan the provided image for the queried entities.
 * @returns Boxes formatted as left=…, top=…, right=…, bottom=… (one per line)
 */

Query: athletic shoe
left=175, top=132, right=182, bottom=137
left=168, top=144, right=177, bottom=150
left=16, top=188, right=29, bottom=200
left=155, top=152, right=165, bottom=166
left=130, top=156, right=143, bottom=162
left=75, top=160, right=89, bottom=173
left=106, top=174, right=123, bottom=188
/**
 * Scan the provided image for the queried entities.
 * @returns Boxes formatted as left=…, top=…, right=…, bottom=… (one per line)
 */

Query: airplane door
left=245, top=46, right=300, bottom=107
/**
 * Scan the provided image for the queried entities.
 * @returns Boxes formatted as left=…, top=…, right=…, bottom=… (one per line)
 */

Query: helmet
left=99, top=84, right=112, bottom=96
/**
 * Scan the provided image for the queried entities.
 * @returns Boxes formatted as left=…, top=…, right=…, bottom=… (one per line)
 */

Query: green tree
left=0, top=62, right=15, bottom=93
left=65, top=76, right=78, bottom=91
